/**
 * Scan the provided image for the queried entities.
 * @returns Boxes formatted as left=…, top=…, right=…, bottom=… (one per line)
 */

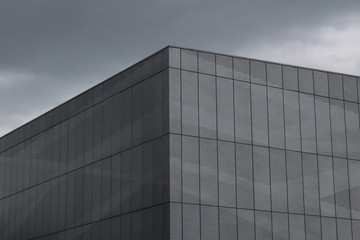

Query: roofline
left=168, top=45, right=360, bottom=78
left=1, top=44, right=359, bottom=140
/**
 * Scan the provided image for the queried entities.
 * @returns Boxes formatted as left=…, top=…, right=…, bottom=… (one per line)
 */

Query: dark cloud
left=1, top=0, right=360, bottom=136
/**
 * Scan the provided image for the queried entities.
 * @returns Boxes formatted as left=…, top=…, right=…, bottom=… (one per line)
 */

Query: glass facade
left=168, top=47, right=360, bottom=240
left=0, top=48, right=170, bottom=240
left=1, top=46, right=360, bottom=239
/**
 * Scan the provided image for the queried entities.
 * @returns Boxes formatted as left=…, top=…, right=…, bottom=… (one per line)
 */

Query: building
left=0, top=46, right=360, bottom=239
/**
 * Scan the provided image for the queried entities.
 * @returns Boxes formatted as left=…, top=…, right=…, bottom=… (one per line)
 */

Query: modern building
left=0, top=46, right=360, bottom=240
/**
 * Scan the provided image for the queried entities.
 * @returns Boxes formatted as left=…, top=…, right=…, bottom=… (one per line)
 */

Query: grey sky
left=1, top=0, right=360, bottom=136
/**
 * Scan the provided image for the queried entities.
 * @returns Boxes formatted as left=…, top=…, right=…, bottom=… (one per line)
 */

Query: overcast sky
left=1, top=0, right=360, bottom=137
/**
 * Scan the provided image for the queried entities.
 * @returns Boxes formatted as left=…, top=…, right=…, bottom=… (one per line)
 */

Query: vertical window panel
left=183, top=204, right=200, bottom=240
left=289, top=214, right=305, bottom=240
left=303, top=153, right=320, bottom=215
left=2, top=197, right=10, bottom=239
left=251, top=84, right=268, bottom=146
left=200, top=138, right=218, bottom=205
left=0, top=153, right=5, bottom=199
left=142, top=77, right=154, bottom=142
left=84, top=107, right=94, bottom=165
left=120, top=150, right=132, bottom=213
left=314, top=71, right=329, bottom=97
left=300, top=93, right=317, bottom=153
left=216, top=55, right=233, bottom=79
left=75, top=111, right=85, bottom=169
left=23, top=139, right=32, bottom=189
left=250, top=60, right=266, bottom=85
left=169, top=69, right=181, bottom=134
left=57, top=175, right=67, bottom=231
left=42, top=181, right=51, bottom=235
left=299, top=68, right=314, bottom=94
left=153, top=72, right=165, bottom=137
left=337, top=218, right=352, bottom=240
left=198, top=52, right=215, bottom=75
left=330, top=99, right=347, bottom=158
left=101, top=218, right=111, bottom=240
left=334, top=157, right=351, bottom=218
left=234, top=57, right=250, bottom=82
left=182, top=136, right=199, bottom=204
left=83, top=165, right=92, bottom=225
left=170, top=134, right=182, bottom=202
left=234, top=81, right=252, bottom=144
left=170, top=203, right=182, bottom=240
left=270, top=148, right=287, bottom=212
left=35, top=184, right=44, bottom=237
left=52, top=124, right=60, bottom=178
left=30, top=135, right=38, bottom=187
left=253, top=146, right=271, bottom=211
left=131, top=146, right=142, bottom=211
left=102, top=99, right=112, bottom=158
left=92, top=162, right=102, bottom=222
left=287, top=151, right=304, bottom=214
left=92, top=221, right=101, bottom=240
left=111, top=94, right=122, bottom=155
left=132, top=84, right=143, bottom=146
left=272, top=212, right=288, bottom=240
left=154, top=205, right=164, bottom=240
left=74, top=168, right=84, bottom=227
left=101, top=158, right=112, bottom=218
left=268, top=87, right=285, bottom=149
left=50, top=178, right=59, bottom=234
left=345, top=102, right=360, bottom=160
left=218, top=141, right=236, bottom=207
left=199, top=74, right=217, bottom=139
left=267, top=63, right=282, bottom=88
left=120, top=214, right=131, bottom=239
left=236, top=144, right=253, bottom=209
left=353, top=220, right=360, bottom=240
left=219, top=208, right=237, bottom=240
left=201, top=206, right=219, bottom=240
left=217, top=77, right=235, bottom=141
left=255, top=211, right=272, bottom=240
left=142, top=208, right=154, bottom=240
left=321, top=217, right=337, bottom=240
left=9, top=195, right=16, bottom=239
left=121, top=89, right=132, bottom=150
left=21, top=189, right=30, bottom=239
left=284, top=90, right=301, bottom=151
left=283, top=66, right=298, bottom=91
left=111, top=216, right=121, bottom=240
left=37, top=132, right=46, bottom=185
left=305, top=216, right=321, bottom=240
left=16, top=142, right=24, bottom=192
left=66, top=172, right=75, bottom=229
left=67, top=117, right=76, bottom=172
left=329, top=73, right=344, bottom=100
left=343, top=76, right=358, bottom=102
left=142, top=142, right=154, bottom=208
left=349, top=160, right=360, bottom=219
left=4, top=149, right=11, bottom=196
left=153, top=137, right=165, bottom=205
left=181, top=70, right=199, bottom=136
left=181, top=49, right=197, bottom=72
left=237, top=209, right=255, bottom=240
left=318, top=156, right=336, bottom=217
left=10, top=146, right=18, bottom=194
left=93, top=104, right=103, bottom=161
left=315, top=96, right=332, bottom=155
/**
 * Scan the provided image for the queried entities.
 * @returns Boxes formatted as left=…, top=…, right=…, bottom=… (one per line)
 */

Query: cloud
left=237, top=14, right=360, bottom=76
left=0, top=71, right=35, bottom=88
left=1, top=1, right=360, bottom=137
